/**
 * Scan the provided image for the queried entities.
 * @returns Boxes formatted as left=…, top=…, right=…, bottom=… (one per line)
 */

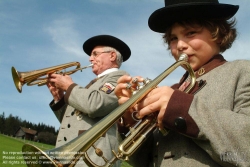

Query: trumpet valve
left=143, top=78, right=151, bottom=85
left=136, top=78, right=151, bottom=91
left=126, top=77, right=151, bottom=95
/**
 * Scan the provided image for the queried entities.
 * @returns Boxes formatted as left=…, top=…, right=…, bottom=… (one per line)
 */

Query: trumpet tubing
left=11, top=62, right=92, bottom=93
left=21, top=53, right=196, bottom=167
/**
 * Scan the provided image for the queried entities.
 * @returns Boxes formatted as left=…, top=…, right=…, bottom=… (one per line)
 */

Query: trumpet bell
left=11, top=66, right=23, bottom=93
left=22, top=144, right=58, bottom=167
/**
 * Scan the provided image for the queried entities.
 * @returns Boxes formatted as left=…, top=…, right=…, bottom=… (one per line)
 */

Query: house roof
left=20, top=126, right=37, bottom=135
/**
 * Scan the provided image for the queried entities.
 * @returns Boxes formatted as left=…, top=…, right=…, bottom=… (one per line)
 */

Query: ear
left=110, top=51, right=117, bottom=62
left=215, top=37, right=222, bottom=45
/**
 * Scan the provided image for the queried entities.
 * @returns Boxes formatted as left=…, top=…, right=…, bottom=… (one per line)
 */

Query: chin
left=92, top=69, right=97, bottom=74
left=189, top=64, right=197, bottom=71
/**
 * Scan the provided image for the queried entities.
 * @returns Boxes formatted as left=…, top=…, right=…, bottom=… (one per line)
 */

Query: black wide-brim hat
left=83, top=35, right=131, bottom=62
left=148, top=0, right=239, bottom=33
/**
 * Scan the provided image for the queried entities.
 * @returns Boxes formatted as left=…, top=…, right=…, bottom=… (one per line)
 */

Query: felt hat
left=148, top=0, right=239, bottom=33
left=83, top=35, right=131, bottom=62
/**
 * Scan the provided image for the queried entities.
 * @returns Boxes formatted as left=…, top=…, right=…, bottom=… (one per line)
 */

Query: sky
left=1, top=0, right=250, bottom=131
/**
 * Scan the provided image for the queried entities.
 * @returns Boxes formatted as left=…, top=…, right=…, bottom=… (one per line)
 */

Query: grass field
left=0, top=134, right=54, bottom=167
left=0, top=134, right=132, bottom=167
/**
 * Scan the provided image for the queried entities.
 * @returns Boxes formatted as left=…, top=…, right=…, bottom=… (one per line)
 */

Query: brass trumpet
left=11, top=62, right=93, bottom=93
left=21, top=53, right=196, bottom=167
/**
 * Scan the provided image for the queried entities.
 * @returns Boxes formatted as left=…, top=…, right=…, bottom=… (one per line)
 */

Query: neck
left=97, top=68, right=119, bottom=78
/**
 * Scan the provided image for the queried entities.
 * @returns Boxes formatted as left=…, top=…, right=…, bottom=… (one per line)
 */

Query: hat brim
left=83, top=35, right=131, bottom=62
left=148, top=4, right=239, bottom=33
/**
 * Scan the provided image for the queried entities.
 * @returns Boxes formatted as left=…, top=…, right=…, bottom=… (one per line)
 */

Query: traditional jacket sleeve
left=50, top=70, right=127, bottom=119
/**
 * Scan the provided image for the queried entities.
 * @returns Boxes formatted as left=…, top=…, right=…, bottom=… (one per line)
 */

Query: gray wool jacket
left=152, top=55, right=250, bottom=167
left=50, top=69, right=127, bottom=167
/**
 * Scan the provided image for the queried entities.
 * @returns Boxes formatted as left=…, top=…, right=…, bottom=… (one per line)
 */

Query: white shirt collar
left=97, top=68, right=119, bottom=78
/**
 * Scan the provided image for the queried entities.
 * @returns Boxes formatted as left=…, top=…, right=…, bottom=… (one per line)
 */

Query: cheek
left=169, top=43, right=176, bottom=52
left=94, top=59, right=102, bottom=66
left=191, top=38, right=216, bottom=54
left=170, top=49, right=178, bottom=60
left=189, top=40, right=203, bottom=50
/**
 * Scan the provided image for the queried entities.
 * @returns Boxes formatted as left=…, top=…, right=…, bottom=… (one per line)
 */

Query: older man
left=47, top=35, right=131, bottom=167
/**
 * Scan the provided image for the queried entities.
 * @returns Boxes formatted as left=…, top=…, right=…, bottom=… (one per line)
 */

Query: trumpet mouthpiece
left=178, top=53, right=188, bottom=61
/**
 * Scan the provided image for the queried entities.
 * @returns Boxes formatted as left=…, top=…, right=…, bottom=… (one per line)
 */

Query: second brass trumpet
left=11, top=62, right=93, bottom=93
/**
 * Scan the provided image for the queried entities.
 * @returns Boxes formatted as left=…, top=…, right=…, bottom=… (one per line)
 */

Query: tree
left=5, top=114, right=21, bottom=135
left=1, top=112, right=58, bottom=144
left=0, top=112, right=5, bottom=133
left=37, top=131, right=57, bottom=145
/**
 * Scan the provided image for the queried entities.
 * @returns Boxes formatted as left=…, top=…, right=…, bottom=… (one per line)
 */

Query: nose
left=177, top=39, right=188, bottom=51
left=89, top=55, right=94, bottom=61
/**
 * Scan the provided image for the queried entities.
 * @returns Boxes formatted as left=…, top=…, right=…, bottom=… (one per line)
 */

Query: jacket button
left=198, top=80, right=204, bottom=87
left=174, top=117, right=186, bottom=130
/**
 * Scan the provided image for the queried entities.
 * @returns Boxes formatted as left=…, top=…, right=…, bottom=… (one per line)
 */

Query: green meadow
left=0, top=134, right=54, bottom=167
left=0, top=134, right=132, bottom=167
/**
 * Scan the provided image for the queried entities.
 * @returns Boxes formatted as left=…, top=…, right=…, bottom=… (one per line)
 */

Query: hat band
left=165, top=0, right=219, bottom=6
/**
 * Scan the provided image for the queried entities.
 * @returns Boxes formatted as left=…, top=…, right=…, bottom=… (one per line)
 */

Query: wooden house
left=15, top=126, right=37, bottom=140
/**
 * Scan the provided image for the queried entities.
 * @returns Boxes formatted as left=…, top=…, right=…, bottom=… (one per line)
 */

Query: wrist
left=54, top=97, right=62, bottom=104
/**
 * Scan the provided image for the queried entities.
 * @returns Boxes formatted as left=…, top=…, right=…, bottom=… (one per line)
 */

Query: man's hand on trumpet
left=115, top=75, right=174, bottom=130
left=47, top=82, right=64, bottom=103
left=47, top=73, right=74, bottom=91
left=47, top=73, right=73, bottom=103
